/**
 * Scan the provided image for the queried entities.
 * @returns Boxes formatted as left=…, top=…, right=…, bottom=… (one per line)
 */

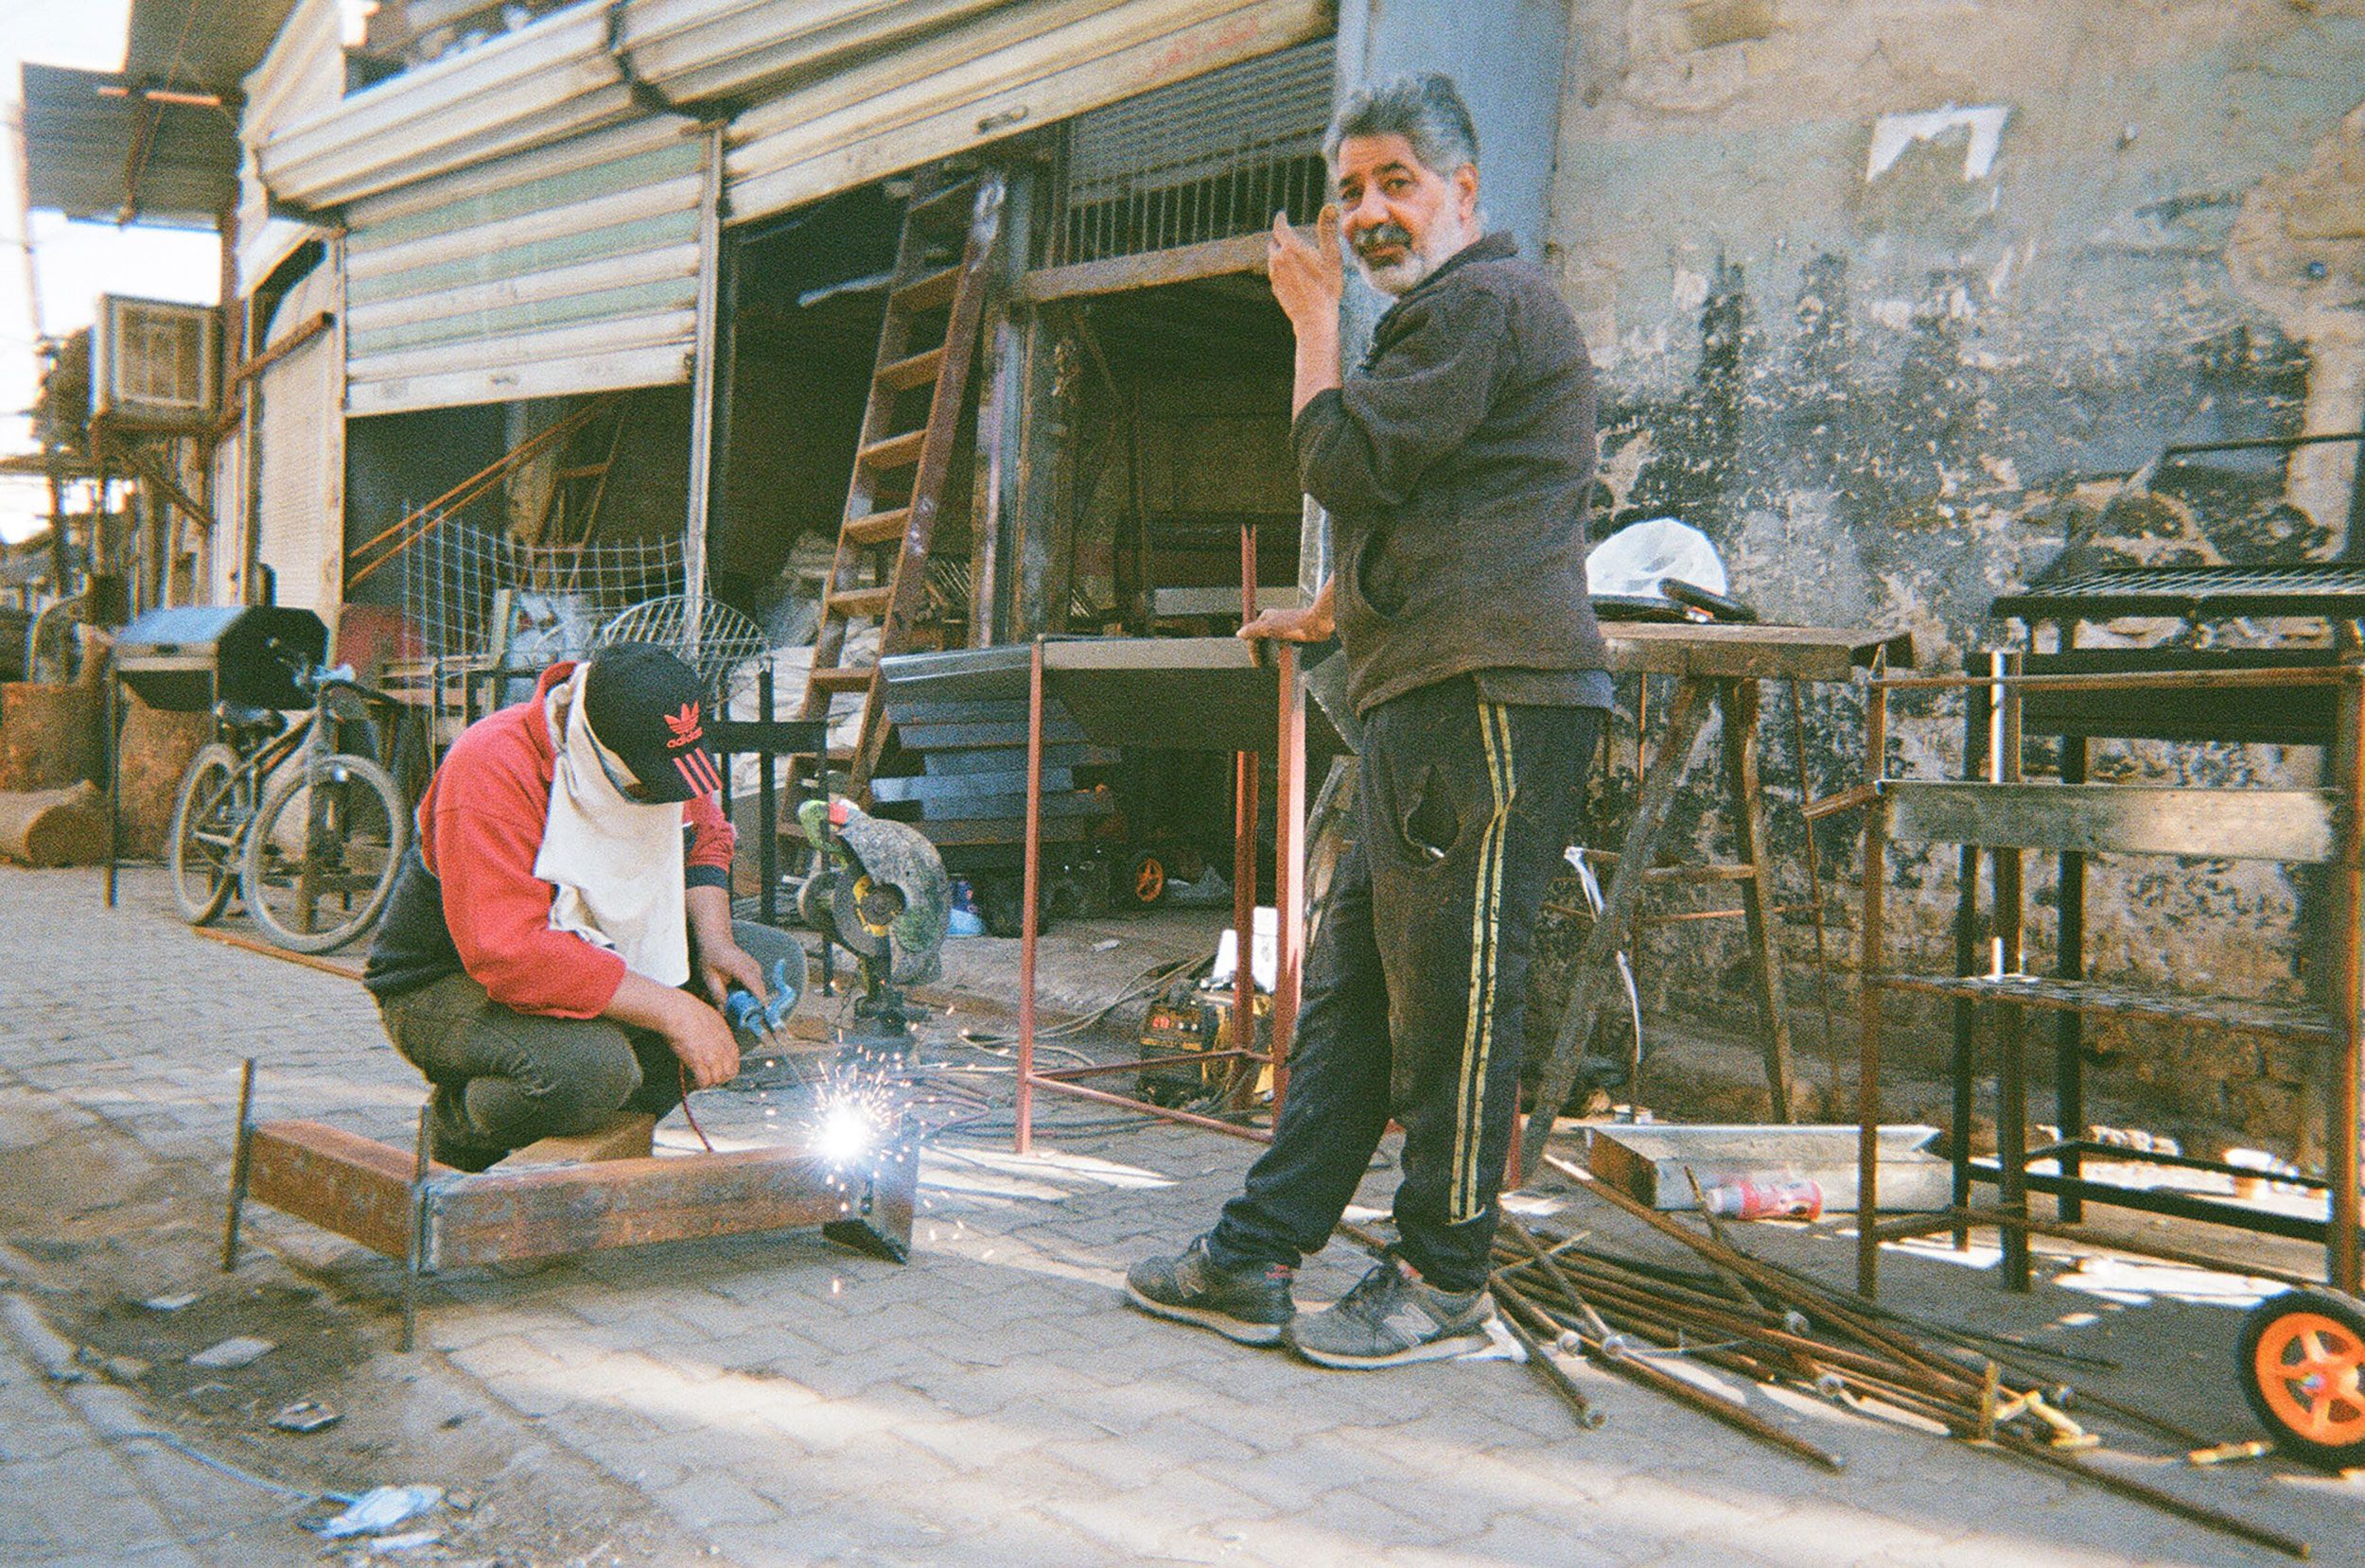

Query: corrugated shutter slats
left=343, top=120, right=709, bottom=416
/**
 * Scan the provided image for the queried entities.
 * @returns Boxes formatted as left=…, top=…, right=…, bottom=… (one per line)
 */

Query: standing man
left=1127, top=74, right=1611, bottom=1367
left=364, top=643, right=797, bottom=1170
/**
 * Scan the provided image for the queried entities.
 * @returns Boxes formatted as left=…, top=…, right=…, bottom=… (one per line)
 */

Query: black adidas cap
left=581, top=643, right=723, bottom=804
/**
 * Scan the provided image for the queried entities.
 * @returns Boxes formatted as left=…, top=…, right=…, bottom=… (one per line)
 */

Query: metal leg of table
left=2056, top=733, right=2088, bottom=1224
left=1015, top=638, right=1044, bottom=1156
left=1719, top=679, right=1795, bottom=1123
left=1856, top=682, right=1891, bottom=1300
left=1998, top=998, right=2033, bottom=1293
left=1951, top=680, right=1989, bottom=1248
left=1521, top=678, right=1713, bottom=1180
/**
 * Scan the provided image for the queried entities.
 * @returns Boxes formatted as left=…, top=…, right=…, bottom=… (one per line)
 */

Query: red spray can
left=1700, top=1176, right=1824, bottom=1220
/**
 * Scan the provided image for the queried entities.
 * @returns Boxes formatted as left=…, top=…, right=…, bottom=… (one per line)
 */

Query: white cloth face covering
left=534, top=666, right=691, bottom=986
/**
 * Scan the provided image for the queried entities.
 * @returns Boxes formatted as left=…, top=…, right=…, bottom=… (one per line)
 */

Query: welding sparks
left=815, top=1100, right=882, bottom=1165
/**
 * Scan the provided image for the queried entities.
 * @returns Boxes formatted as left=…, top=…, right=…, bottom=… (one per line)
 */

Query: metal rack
left=1853, top=664, right=2365, bottom=1299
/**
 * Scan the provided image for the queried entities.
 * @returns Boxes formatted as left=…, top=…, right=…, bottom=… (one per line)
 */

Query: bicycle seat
left=217, top=703, right=286, bottom=737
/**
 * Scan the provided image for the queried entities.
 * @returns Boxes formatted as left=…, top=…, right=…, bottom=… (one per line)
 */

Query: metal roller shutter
left=725, top=0, right=1333, bottom=225
left=342, top=118, right=710, bottom=415
left=254, top=265, right=344, bottom=616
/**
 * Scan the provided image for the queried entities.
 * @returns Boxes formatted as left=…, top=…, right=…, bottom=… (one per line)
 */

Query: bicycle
left=166, top=655, right=411, bottom=953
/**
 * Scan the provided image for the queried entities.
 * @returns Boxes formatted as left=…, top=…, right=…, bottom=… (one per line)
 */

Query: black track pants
left=1208, top=678, right=1598, bottom=1294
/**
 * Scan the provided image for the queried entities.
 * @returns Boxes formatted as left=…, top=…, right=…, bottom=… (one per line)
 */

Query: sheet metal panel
left=19, top=62, right=236, bottom=227
left=254, top=265, right=345, bottom=614
left=259, top=0, right=636, bottom=208
left=343, top=119, right=707, bottom=415
left=236, top=0, right=343, bottom=292
left=619, top=0, right=1010, bottom=105
left=726, top=0, right=1334, bottom=224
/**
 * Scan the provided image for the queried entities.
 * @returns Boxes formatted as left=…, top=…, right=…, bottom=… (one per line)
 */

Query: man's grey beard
left=1352, top=210, right=1477, bottom=296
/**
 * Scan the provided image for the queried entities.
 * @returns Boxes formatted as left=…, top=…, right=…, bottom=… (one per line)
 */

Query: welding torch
left=724, top=955, right=799, bottom=1048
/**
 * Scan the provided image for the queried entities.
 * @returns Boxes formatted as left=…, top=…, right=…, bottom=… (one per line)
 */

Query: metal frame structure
left=1012, top=634, right=1305, bottom=1148
left=1853, top=664, right=2365, bottom=1299
left=1517, top=622, right=1914, bottom=1178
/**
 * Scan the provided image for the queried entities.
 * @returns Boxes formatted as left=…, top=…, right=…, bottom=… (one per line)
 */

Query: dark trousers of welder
left=379, top=919, right=803, bottom=1165
left=1206, top=679, right=1598, bottom=1295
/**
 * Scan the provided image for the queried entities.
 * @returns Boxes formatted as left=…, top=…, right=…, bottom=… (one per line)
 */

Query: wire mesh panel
left=1044, top=40, right=1335, bottom=269
left=398, top=521, right=686, bottom=668
left=595, top=593, right=772, bottom=705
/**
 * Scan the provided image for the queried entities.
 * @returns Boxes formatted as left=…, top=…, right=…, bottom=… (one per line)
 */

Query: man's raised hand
left=1267, top=205, right=1343, bottom=335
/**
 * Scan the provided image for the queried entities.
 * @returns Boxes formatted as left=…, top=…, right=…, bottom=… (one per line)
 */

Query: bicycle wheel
left=240, top=752, right=408, bottom=953
left=167, top=742, right=245, bottom=925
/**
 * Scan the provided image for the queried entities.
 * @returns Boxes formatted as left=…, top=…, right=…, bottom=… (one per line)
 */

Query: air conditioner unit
left=91, top=294, right=220, bottom=430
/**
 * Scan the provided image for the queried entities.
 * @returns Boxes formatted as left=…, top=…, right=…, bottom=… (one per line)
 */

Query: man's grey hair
left=1323, top=73, right=1480, bottom=177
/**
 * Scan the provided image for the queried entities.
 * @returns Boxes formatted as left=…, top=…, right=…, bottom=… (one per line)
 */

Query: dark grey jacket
left=1295, top=233, right=1609, bottom=717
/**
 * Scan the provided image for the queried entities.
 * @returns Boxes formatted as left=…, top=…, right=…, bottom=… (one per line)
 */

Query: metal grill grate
left=1044, top=40, right=1335, bottom=269
left=1996, top=562, right=2365, bottom=622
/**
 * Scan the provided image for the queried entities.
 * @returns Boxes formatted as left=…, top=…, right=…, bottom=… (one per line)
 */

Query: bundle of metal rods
left=1387, top=1154, right=2310, bottom=1559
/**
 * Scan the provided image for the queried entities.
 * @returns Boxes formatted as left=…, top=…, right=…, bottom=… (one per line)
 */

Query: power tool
left=796, top=797, right=953, bottom=1052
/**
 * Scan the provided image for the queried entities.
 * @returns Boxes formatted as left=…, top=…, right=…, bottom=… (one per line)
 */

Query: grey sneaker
left=1287, top=1257, right=1495, bottom=1368
left=1124, top=1237, right=1295, bottom=1345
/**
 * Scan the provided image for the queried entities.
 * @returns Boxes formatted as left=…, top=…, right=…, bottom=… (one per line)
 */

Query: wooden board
left=247, top=1120, right=437, bottom=1261
left=1883, top=781, right=2338, bottom=863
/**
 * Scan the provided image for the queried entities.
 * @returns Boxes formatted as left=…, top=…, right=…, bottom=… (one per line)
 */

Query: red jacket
left=362, top=662, right=733, bottom=1017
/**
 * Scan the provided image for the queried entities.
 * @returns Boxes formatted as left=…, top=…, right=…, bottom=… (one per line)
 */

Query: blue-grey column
left=1303, top=0, right=1574, bottom=599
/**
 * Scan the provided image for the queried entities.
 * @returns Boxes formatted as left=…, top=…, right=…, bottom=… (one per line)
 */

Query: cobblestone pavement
left=4, top=863, right=2363, bottom=1566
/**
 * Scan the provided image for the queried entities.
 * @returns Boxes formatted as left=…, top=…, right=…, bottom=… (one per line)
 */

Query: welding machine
left=1136, top=978, right=1270, bottom=1106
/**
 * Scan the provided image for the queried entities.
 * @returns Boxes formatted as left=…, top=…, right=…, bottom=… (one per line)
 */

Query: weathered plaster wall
left=1536, top=0, right=2365, bottom=1149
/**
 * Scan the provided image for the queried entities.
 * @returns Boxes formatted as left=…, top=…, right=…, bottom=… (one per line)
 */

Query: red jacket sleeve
left=683, top=792, right=735, bottom=889
left=422, top=723, right=627, bottom=1019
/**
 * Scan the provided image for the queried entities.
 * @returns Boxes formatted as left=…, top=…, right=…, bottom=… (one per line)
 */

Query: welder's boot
left=1123, top=1236, right=1295, bottom=1346
left=1285, top=1256, right=1493, bottom=1368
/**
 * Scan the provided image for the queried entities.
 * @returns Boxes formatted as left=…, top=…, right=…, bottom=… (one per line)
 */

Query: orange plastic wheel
left=1129, top=852, right=1167, bottom=906
left=2239, top=1288, right=2365, bottom=1469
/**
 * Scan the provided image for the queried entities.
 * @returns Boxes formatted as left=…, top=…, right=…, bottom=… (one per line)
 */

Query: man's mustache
left=1351, top=221, right=1415, bottom=261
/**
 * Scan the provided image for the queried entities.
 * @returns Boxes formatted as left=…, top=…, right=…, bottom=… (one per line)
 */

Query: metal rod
left=2336, top=668, right=2364, bottom=1296
left=759, top=668, right=778, bottom=928
left=1016, top=637, right=1044, bottom=1155
left=1498, top=1281, right=1846, bottom=1472
left=681, top=121, right=727, bottom=659
left=1025, top=1074, right=1270, bottom=1141
left=1491, top=1295, right=1606, bottom=1431
left=1873, top=666, right=2347, bottom=693
left=1031, top=1049, right=1262, bottom=1081
left=2161, top=427, right=2365, bottom=457
left=402, top=1100, right=430, bottom=1353
left=1858, top=679, right=1890, bottom=1298
left=1271, top=639, right=1303, bottom=1112
left=220, top=1058, right=255, bottom=1273
left=1786, top=679, right=1844, bottom=1093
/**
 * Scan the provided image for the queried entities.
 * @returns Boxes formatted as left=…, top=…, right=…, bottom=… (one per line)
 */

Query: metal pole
left=681, top=123, right=726, bottom=658
left=1856, top=681, right=1889, bottom=1299
left=402, top=1100, right=430, bottom=1352
left=220, top=1058, right=255, bottom=1272
left=1015, top=637, right=1044, bottom=1154
left=2335, top=669, right=2364, bottom=1296
left=759, top=667, right=778, bottom=927
left=1271, top=641, right=1305, bottom=1112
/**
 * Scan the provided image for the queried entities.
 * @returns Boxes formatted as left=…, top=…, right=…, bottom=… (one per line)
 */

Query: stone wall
left=1533, top=0, right=2365, bottom=1151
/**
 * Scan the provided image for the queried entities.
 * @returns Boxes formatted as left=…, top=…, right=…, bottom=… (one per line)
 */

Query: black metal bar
left=2026, top=1137, right=2327, bottom=1188
left=2057, top=729, right=2086, bottom=1223
left=1952, top=673, right=1989, bottom=1247
left=1960, top=1163, right=2365, bottom=1246
left=402, top=1100, right=430, bottom=1353
left=220, top=1057, right=255, bottom=1272
left=758, top=668, right=778, bottom=927
left=2161, top=428, right=2365, bottom=458
left=104, top=671, right=119, bottom=908
left=1998, top=1001, right=2032, bottom=1290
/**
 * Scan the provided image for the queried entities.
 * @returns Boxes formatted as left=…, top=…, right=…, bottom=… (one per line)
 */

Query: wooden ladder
left=797, top=167, right=1006, bottom=796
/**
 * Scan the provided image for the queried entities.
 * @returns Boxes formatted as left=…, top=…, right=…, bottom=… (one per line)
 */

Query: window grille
left=1043, top=39, right=1336, bottom=270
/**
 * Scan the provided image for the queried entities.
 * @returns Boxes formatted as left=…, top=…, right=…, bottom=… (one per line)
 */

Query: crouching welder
left=362, top=643, right=798, bottom=1170
left=1127, top=73, right=1609, bottom=1367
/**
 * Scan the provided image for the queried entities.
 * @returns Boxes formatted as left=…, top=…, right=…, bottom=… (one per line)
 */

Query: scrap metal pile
left=1412, top=1155, right=2313, bottom=1560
